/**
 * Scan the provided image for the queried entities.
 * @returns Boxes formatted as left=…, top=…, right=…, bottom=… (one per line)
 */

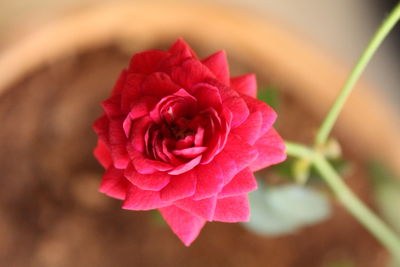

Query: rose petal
left=191, top=83, right=222, bottom=112
left=94, top=140, right=112, bottom=169
left=160, top=172, right=197, bottom=202
left=192, top=162, right=224, bottom=200
left=124, top=163, right=170, bottom=191
left=168, top=155, right=202, bottom=175
left=213, top=194, right=250, bottom=222
left=231, top=111, right=262, bottom=145
left=93, top=115, right=109, bottom=144
left=168, top=38, right=197, bottom=60
left=128, top=50, right=169, bottom=74
left=108, top=119, right=130, bottom=169
left=215, top=134, right=258, bottom=184
left=159, top=205, right=206, bottom=246
left=122, top=185, right=169, bottom=210
left=141, top=72, right=180, bottom=99
left=129, top=148, right=173, bottom=174
left=202, top=50, right=230, bottom=85
left=99, top=167, right=129, bottom=200
left=230, top=74, right=257, bottom=98
left=110, top=69, right=128, bottom=96
left=250, top=128, right=286, bottom=172
left=172, top=147, right=207, bottom=158
left=171, top=59, right=215, bottom=89
left=219, top=168, right=257, bottom=198
left=102, top=94, right=122, bottom=118
left=241, top=94, right=277, bottom=135
left=175, top=196, right=217, bottom=221
left=130, top=116, right=152, bottom=153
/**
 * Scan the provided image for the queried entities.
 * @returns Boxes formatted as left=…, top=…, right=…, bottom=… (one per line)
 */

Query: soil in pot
left=0, top=42, right=386, bottom=267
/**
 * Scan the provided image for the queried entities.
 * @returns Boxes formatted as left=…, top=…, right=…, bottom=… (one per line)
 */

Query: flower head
left=93, top=38, right=286, bottom=246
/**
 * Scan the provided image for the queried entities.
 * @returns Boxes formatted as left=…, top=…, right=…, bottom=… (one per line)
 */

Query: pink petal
left=120, top=73, right=144, bottom=114
left=250, top=128, right=287, bottom=171
left=219, top=168, right=257, bottom=198
left=216, top=83, right=249, bottom=128
left=99, top=167, right=129, bottom=200
left=230, top=74, right=257, bottom=98
left=129, top=148, right=173, bottom=174
left=175, top=196, right=217, bottom=221
left=202, top=51, right=230, bottom=85
left=128, top=50, right=169, bottom=74
left=172, top=147, right=207, bottom=158
left=241, top=94, right=277, bottom=135
left=231, top=111, right=262, bottom=145
left=168, top=155, right=202, bottom=175
left=159, top=205, right=206, bottom=246
left=192, top=163, right=224, bottom=200
left=168, top=38, right=197, bottom=60
left=215, top=134, right=258, bottom=184
left=140, top=72, right=180, bottom=99
left=101, top=94, right=122, bottom=118
left=130, top=116, right=152, bottom=153
left=160, top=172, right=197, bottom=202
left=171, top=59, right=215, bottom=89
left=122, top=185, right=170, bottom=210
left=213, top=194, right=250, bottom=222
left=191, top=83, right=222, bottom=112
left=110, top=69, right=128, bottom=96
left=94, top=140, right=112, bottom=169
left=194, top=127, right=204, bottom=146
left=108, top=119, right=130, bottom=169
left=124, top=163, right=170, bottom=191
left=93, top=115, right=109, bottom=144
left=123, top=116, right=132, bottom=138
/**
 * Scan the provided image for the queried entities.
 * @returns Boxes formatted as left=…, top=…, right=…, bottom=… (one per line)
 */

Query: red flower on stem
left=93, top=38, right=286, bottom=246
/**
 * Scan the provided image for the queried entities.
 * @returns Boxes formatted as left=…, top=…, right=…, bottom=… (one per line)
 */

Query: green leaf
left=243, top=184, right=331, bottom=236
left=257, top=86, right=280, bottom=110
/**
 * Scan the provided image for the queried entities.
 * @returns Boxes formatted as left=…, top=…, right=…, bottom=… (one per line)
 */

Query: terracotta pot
left=0, top=2, right=395, bottom=266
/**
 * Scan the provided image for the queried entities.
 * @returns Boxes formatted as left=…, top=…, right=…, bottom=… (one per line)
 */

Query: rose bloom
left=93, top=38, right=286, bottom=246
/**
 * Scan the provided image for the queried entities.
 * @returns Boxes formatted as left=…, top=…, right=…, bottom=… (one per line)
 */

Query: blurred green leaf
left=243, top=184, right=331, bottom=236
left=324, top=258, right=355, bottom=267
left=258, top=86, right=280, bottom=110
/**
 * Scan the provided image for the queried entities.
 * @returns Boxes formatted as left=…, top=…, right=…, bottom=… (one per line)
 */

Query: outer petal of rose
left=231, top=111, right=262, bottom=145
left=213, top=194, right=250, bottom=222
left=128, top=50, right=170, bottom=74
left=159, top=205, right=206, bottom=246
left=175, top=196, right=217, bottom=221
left=214, top=134, right=258, bottom=185
left=160, top=171, right=197, bottom=202
left=191, top=83, right=222, bottom=112
left=122, top=185, right=170, bottom=210
left=216, top=84, right=249, bottom=128
left=202, top=50, right=230, bottom=85
left=250, top=128, right=287, bottom=172
left=169, top=38, right=197, bottom=60
left=108, top=119, right=130, bottom=169
left=218, top=168, right=257, bottom=198
left=102, top=94, right=122, bottom=118
left=99, top=167, right=129, bottom=200
left=241, top=94, right=277, bottom=135
left=111, top=69, right=128, bottom=96
left=93, top=115, right=109, bottom=144
left=192, top=163, right=224, bottom=200
left=140, top=72, right=180, bottom=98
left=94, top=140, right=112, bottom=169
left=121, top=73, right=144, bottom=114
left=170, top=59, right=215, bottom=90
left=124, top=163, right=170, bottom=191
left=230, top=74, right=257, bottom=98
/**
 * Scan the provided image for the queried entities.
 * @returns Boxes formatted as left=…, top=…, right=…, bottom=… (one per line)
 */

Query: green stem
left=315, top=3, right=400, bottom=146
left=285, top=141, right=400, bottom=261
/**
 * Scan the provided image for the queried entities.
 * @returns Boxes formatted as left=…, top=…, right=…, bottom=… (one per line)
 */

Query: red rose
left=93, top=38, right=286, bottom=246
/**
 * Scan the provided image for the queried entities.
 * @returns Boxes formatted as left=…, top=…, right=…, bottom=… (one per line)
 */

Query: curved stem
left=285, top=141, right=400, bottom=261
left=315, top=3, right=400, bottom=146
